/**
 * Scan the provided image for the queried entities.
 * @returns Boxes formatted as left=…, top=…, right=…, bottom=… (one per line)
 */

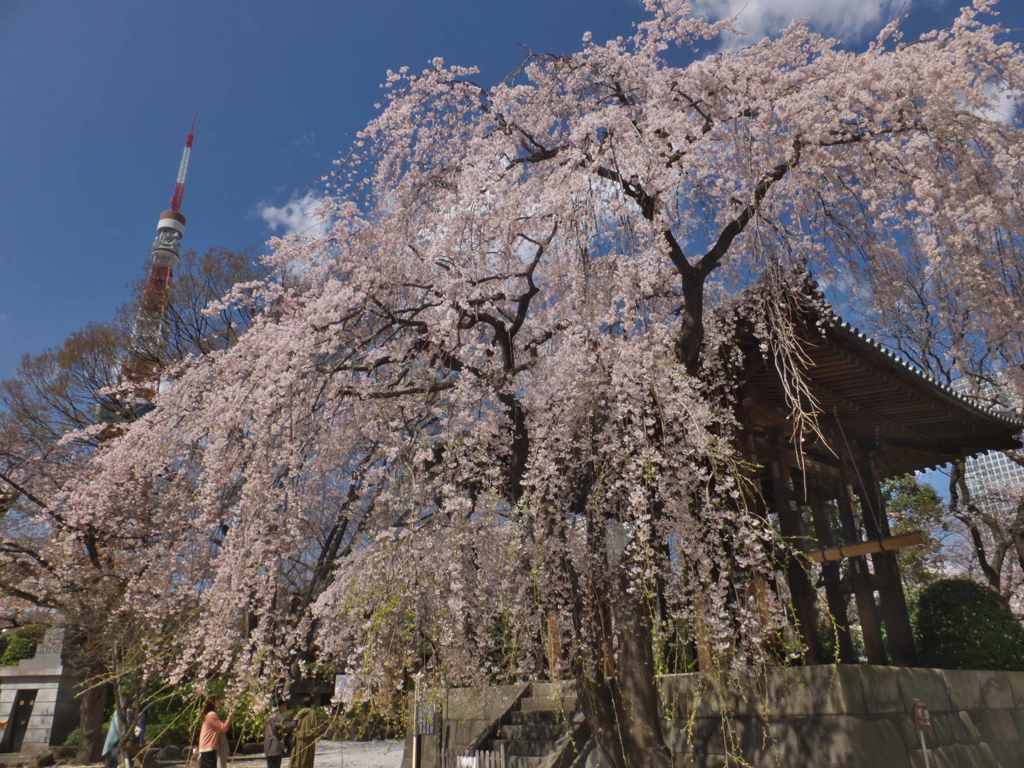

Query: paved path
left=57, top=742, right=405, bottom=768
left=314, top=741, right=404, bottom=768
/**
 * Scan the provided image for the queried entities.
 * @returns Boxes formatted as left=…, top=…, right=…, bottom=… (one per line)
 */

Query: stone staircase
left=476, top=683, right=581, bottom=768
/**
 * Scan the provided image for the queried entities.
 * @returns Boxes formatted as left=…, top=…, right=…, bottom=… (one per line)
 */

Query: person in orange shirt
left=198, top=698, right=231, bottom=768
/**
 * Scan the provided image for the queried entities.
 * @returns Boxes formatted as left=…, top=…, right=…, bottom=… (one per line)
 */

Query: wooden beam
left=805, top=531, right=926, bottom=563
left=748, top=434, right=843, bottom=481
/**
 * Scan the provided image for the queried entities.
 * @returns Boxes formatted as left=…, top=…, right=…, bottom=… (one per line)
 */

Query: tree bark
left=77, top=681, right=107, bottom=764
left=1011, top=499, right=1024, bottom=577
left=949, top=460, right=1002, bottom=591
left=576, top=583, right=673, bottom=768
left=677, top=275, right=705, bottom=377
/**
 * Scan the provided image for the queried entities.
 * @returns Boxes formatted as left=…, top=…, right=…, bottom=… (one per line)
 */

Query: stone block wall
left=405, top=668, right=1024, bottom=767
left=661, top=665, right=1024, bottom=767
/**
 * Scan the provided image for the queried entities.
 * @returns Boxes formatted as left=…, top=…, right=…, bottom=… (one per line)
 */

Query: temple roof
left=740, top=300, right=1023, bottom=479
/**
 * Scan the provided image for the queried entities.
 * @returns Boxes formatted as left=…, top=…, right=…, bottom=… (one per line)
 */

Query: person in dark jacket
left=263, top=702, right=289, bottom=768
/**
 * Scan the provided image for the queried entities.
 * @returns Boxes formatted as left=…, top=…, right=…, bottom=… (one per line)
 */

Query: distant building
left=965, top=447, right=1024, bottom=507
left=955, top=378, right=1024, bottom=512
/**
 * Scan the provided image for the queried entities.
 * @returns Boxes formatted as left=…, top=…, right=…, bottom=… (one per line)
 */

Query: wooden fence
left=440, top=747, right=507, bottom=768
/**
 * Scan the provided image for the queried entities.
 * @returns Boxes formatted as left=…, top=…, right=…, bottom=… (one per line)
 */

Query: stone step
left=507, top=756, right=546, bottom=768
left=506, top=738, right=560, bottom=757
left=505, top=710, right=561, bottom=725
left=475, top=738, right=509, bottom=758
left=497, top=723, right=565, bottom=741
left=518, top=695, right=577, bottom=714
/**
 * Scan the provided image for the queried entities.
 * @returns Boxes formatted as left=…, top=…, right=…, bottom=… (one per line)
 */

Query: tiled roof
left=822, top=306, right=1024, bottom=431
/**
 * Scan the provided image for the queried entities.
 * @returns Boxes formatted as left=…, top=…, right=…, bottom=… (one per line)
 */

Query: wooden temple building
left=736, top=296, right=1023, bottom=667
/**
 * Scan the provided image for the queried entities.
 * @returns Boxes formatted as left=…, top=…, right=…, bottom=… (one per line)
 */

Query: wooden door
left=2, top=689, right=38, bottom=752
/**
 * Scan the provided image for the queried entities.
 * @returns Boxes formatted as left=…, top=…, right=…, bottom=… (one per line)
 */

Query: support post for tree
left=835, top=455, right=888, bottom=665
left=854, top=445, right=917, bottom=666
left=802, top=478, right=857, bottom=664
left=769, top=459, right=823, bottom=664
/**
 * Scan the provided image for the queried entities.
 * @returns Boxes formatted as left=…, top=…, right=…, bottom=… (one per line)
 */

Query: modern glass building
left=955, top=378, right=1024, bottom=509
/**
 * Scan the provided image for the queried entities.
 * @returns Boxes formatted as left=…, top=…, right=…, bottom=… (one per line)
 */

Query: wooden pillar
left=769, top=459, right=823, bottom=664
left=802, top=479, right=857, bottom=664
left=854, top=446, right=917, bottom=666
left=835, top=458, right=888, bottom=665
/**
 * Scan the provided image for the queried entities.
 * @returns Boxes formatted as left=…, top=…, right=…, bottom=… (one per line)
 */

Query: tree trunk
left=576, top=580, right=672, bottom=768
left=949, top=460, right=1002, bottom=591
left=77, top=681, right=107, bottom=764
left=1010, top=499, right=1024, bottom=577
left=677, top=276, right=705, bottom=377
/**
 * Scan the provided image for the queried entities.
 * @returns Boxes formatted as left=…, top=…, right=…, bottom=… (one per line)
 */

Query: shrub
left=59, top=728, right=81, bottom=748
left=0, top=626, right=44, bottom=666
left=326, top=699, right=406, bottom=741
left=916, top=578, right=1024, bottom=671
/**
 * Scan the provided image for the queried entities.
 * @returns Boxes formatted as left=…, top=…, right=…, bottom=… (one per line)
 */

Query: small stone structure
left=411, top=667, right=1024, bottom=767
left=0, top=628, right=79, bottom=753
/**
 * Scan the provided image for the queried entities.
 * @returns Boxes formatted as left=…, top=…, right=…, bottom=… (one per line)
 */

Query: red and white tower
left=119, top=117, right=197, bottom=414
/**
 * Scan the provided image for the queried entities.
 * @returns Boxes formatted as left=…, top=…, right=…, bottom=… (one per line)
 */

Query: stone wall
left=405, top=667, right=1024, bottom=767
left=661, top=665, right=1024, bottom=767
left=402, top=683, right=527, bottom=768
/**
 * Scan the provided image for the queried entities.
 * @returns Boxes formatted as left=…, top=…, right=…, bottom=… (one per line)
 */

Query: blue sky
left=1, top=0, right=1022, bottom=382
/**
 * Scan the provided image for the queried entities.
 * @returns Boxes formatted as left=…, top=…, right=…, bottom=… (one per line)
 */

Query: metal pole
left=412, top=674, right=420, bottom=768
left=919, top=730, right=930, bottom=768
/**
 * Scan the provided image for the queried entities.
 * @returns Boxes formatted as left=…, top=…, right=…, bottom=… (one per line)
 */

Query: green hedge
left=917, top=578, right=1024, bottom=671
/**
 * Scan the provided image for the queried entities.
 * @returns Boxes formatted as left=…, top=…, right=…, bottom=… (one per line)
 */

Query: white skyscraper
left=955, top=378, right=1024, bottom=510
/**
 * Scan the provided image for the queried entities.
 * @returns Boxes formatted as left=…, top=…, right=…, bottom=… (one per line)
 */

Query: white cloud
left=955, top=81, right=1021, bottom=125
left=981, top=82, right=1020, bottom=125
left=259, top=192, right=330, bottom=237
left=694, top=0, right=904, bottom=46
